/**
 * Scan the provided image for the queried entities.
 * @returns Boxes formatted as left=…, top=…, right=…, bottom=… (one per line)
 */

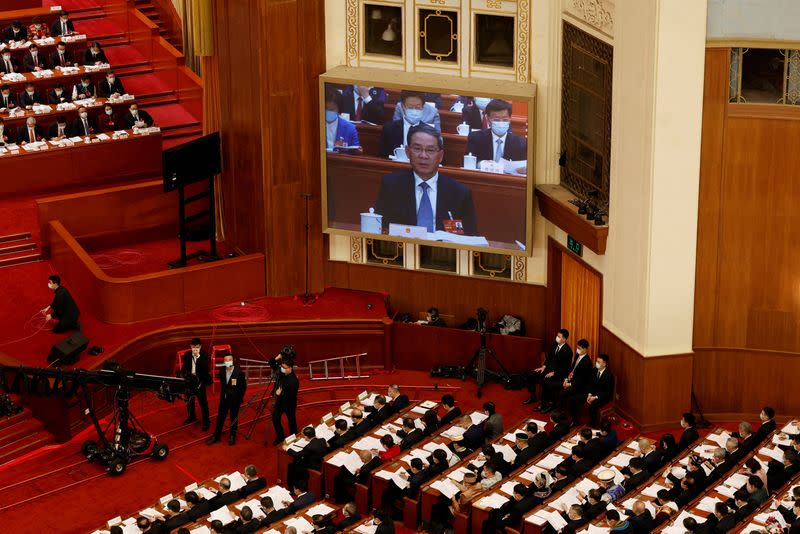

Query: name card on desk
left=159, top=494, right=173, bottom=504
left=107, top=516, right=122, bottom=527
left=389, top=223, right=427, bottom=239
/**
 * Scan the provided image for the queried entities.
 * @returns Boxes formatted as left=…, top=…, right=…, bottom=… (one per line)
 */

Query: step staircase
left=0, top=232, right=42, bottom=269
left=0, top=395, right=56, bottom=467
left=133, top=0, right=183, bottom=51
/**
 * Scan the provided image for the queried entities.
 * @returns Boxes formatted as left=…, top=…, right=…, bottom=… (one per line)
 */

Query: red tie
left=481, top=112, right=488, bottom=129
left=29, top=127, right=35, bottom=142
left=355, top=97, right=363, bottom=121
left=60, top=53, right=65, bottom=66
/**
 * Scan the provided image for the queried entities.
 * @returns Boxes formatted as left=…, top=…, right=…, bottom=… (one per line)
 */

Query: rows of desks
left=1, top=95, right=133, bottom=131
left=1, top=63, right=110, bottom=93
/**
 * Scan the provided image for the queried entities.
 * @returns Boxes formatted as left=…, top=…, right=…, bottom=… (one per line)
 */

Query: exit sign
left=567, top=235, right=583, bottom=256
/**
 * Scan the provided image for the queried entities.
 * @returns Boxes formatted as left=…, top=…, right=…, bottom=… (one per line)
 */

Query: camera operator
left=270, top=346, right=300, bottom=445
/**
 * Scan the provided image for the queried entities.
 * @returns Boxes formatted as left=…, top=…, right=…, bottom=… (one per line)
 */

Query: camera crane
left=0, top=362, right=193, bottom=476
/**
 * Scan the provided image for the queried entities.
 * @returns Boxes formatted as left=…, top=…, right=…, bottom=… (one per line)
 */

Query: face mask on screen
left=324, top=110, right=338, bottom=123
left=404, top=108, right=423, bottom=124
left=490, top=120, right=510, bottom=136
left=474, top=97, right=491, bottom=110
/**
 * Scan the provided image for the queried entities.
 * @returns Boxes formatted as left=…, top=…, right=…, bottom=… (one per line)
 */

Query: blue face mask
left=474, top=97, right=491, bottom=110
left=404, top=108, right=423, bottom=124
left=490, top=120, right=510, bottom=137
left=325, top=110, right=338, bottom=123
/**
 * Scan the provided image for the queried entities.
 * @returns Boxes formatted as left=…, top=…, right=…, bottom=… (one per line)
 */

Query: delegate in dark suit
left=49, top=49, right=75, bottom=68
left=22, top=52, right=46, bottom=72
left=285, top=491, right=316, bottom=514
left=0, top=56, right=20, bottom=74
left=288, top=436, right=328, bottom=487
left=49, top=284, right=80, bottom=332
left=72, top=115, right=96, bottom=136
left=51, top=18, right=75, bottom=37
left=571, top=366, right=614, bottom=426
left=16, top=124, right=44, bottom=144
left=19, top=90, right=44, bottom=107
left=341, top=85, right=385, bottom=124
left=374, top=170, right=477, bottom=235
left=211, top=364, right=247, bottom=441
left=461, top=105, right=484, bottom=131
left=0, top=91, right=17, bottom=109
left=181, top=349, right=212, bottom=427
left=464, top=128, right=527, bottom=163
left=123, top=109, right=155, bottom=128
left=333, top=454, right=382, bottom=503
left=98, top=77, right=126, bottom=97
left=48, top=88, right=71, bottom=104
left=48, top=122, right=71, bottom=139
left=3, top=25, right=27, bottom=42
left=378, top=119, right=408, bottom=158
left=83, top=47, right=108, bottom=64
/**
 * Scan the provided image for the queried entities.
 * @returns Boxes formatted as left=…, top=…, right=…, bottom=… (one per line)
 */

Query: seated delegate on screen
left=465, top=98, right=527, bottom=165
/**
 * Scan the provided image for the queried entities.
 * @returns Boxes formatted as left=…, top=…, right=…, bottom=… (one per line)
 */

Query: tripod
left=224, top=369, right=278, bottom=442
left=465, top=330, right=511, bottom=398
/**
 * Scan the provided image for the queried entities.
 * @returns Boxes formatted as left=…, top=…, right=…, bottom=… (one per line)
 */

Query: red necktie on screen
left=481, top=112, right=488, bottom=129
left=355, top=97, right=363, bottom=121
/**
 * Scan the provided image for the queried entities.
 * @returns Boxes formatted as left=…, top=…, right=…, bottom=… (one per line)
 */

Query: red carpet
left=84, top=238, right=227, bottom=277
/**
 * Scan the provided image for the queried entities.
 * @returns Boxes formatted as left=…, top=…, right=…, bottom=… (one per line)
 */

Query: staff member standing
left=271, top=351, right=300, bottom=445
left=182, top=337, right=211, bottom=431
left=207, top=352, right=247, bottom=446
left=41, top=275, right=80, bottom=333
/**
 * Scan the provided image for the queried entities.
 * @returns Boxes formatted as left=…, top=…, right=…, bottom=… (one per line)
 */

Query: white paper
left=329, top=450, right=353, bottom=467
left=306, top=503, right=336, bottom=516
left=208, top=506, right=236, bottom=525
left=431, top=478, right=461, bottom=499
left=546, top=510, right=568, bottom=530
left=575, top=478, right=599, bottom=493
left=235, top=498, right=266, bottom=519
left=715, top=484, right=736, bottom=498
left=260, top=485, right=293, bottom=510
left=503, top=432, right=519, bottom=443
left=139, top=508, right=164, bottom=521
left=190, top=527, right=211, bottom=534
left=390, top=470, right=410, bottom=490
left=352, top=436, right=383, bottom=451
left=470, top=412, right=488, bottom=425
left=374, top=470, right=393, bottom=480
left=493, top=443, right=517, bottom=463
left=476, top=493, right=510, bottom=509
left=441, top=426, right=466, bottom=440
left=697, top=496, right=721, bottom=512
left=724, top=472, right=749, bottom=488
left=343, top=450, right=365, bottom=474
left=706, top=432, right=732, bottom=448
left=411, top=405, right=428, bottom=414
left=608, top=452, right=634, bottom=468
left=447, top=466, right=473, bottom=482
left=759, top=446, right=785, bottom=463
left=197, top=487, right=217, bottom=500
left=355, top=524, right=378, bottom=534
left=284, top=516, right=315, bottom=534
left=537, top=453, right=565, bottom=470
left=420, top=400, right=437, bottom=409
left=641, top=483, right=667, bottom=498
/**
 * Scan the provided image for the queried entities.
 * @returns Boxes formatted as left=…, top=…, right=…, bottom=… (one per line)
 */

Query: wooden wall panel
left=324, top=258, right=548, bottom=340
left=599, top=327, right=693, bottom=431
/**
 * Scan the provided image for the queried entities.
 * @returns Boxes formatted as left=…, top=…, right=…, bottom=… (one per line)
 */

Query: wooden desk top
left=1, top=96, right=134, bottom=129
left=0, top=127, right=159, bottom=159
left=1, top=64, right=109, bottom=91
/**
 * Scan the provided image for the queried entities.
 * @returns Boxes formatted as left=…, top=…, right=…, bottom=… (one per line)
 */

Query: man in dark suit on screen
left=374, top=123, right=477, bottom=235
left=207, top=352, right=247, bottom=446
left=181, top=337, right=211, bottom=431
left=464, top=99, right=527, bottom=165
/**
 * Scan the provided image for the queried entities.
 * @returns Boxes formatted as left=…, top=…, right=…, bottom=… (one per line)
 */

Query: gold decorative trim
left=420, top=10, right=458, bottom=61
left=346, top=0, right=359, bottom=66
left=516, top=0, right=530, bottom=82
left=513, top=255, right=526, bottom=281
left=571, top=0, right=613, bottom=33
left=472, top=251, right=510, bottom=278
left=350, top=236, right=363, bottom=263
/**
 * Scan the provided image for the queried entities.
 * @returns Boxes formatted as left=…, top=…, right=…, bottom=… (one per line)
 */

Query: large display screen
left=321, top=80, right=532, bottom=253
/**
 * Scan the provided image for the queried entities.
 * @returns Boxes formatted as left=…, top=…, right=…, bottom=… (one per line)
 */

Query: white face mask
left=555, top=336, right=561, bottom=344
left=79, top=112, right=88, bottom=119
left=281, top=367, right=291, bottom=375
left=224, top=360, right=233, bottom=368
left=577, top=349, right=585, bottom=356
left=191, top=347, right=200, bottom=357
left=105, top=109, right=113, bottom=115
left=48, top=282, right=55, bottom=290
left=595, top=362, right=602, bottom=369
left=107, top=77, right=114, bottom=83
left=27, top=122, right=35, bottom=128
left=26, top=91, right=34, bottom=96
left=55, top=89, right=63, bottom=95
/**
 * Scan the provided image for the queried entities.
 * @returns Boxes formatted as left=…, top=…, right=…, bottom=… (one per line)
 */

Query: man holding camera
left=271, top=346, right=300, bottom=445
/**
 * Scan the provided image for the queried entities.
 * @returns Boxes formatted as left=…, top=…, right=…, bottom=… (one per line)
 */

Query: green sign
left=567, top=235, right=583, bottom=257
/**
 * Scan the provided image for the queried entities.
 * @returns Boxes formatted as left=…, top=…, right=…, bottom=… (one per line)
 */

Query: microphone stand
left=298, top=193, right=316, bottom=305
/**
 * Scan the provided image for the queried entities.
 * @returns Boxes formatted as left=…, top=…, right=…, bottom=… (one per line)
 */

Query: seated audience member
left=741, top=457, right=769, bottom=491
left=597, top=469, right=626, bottom=503
left=475, top=443, right=511, bottom=477
left=110, top=527, right=123, bottom=534
left=365, top=395, right=391, bottom=425
left=658, top=433, right=678, bottom=463
left=184, top=490, right=210, bottom=521
left=239, top=464, right=267, bottom=497
left=420, top=408, right=440, bottom=437
left=578, top=427, right=606, bottom=463
left=527, top=421, right=551, bottom=454
left=730, top=488, right=757, bottom=523
left=733, top=421, right=758, bottom=451
left=621, top=457, right=649, bottom=493
left=675, top=412, right=699, bottom=454
left=350, top=408, right=372, bottom=437
left=636, top=437, right=663, bottom=474
left=123, top=103, right=155, bottom=128
left=397, top=416, right=424, bottom=450
left=49, top=83, right=72, bottom=104
left=449, top=471, right=483, bottom=514
left=163, top=499, right=190, bottom=530
left=480, top=461, right=503, bottom=490
left=288, top=426, right=328, bottom=487
left=483, top=402, right=503, bottom=440
left=755, top=406, right=776, bottom=441
left=333, top=449, right=381, bottom=503
left=652, top=489, right=679, bottom=526
left=461, top=96, right=491, bottom=130
left=17, top=117, right=43, bottom=144
left=604, top=509, right=634, bottom=533
left=385, top=384, right=409, bottom=415
left=136, top=517, right=154, bottom=533
left=328, top=418, right=357, bottom=450
left=374, top=124, right=478, bottom=235
left=581, top=488, right=609, bottom=521
left=0, top=51, right=19, bottom=74
left=0, top=118, right=9, bottom=144
left=340, top=84, right=385, bottom=124
left=428, top=448, right=450, bottom=476
left=83, top=41, right=108, bottom=65
left=209, top=520, right=225, bottom=534
left=3, top=21, right=27, bottom=43
left=548, top=410, right=571, bottom=443
left=451, top=436, right=473, bottom=460
left=569, top=444, right=595, bottom=478
left=526, top=328, right=572, bottom=406
left=725, top=436, right=746, bottom=465
left=0, top=84, right=17, bottom=110
left=598, top=419, right=620, bottom=453
left=99, top=103, right=121, bottom=132
left=209, top=477, right=239, bottom=510
left=779, top=434, right=800, bottom=456
left=98, top=71, right=126, bottom=98
left=465, top=99, right=527, bottom=164
left=28, top=16, right=50, bottom=39
left=625, top=501, right=654, bottom=534
left=258, top=496, right=286, bottom=527
left=51, top=11, right=76, bottom=37
left=72, top=106, right=96, bottom=136
left=323, top=88, right=360, bottom=151
left=378, top=90, right=434, bottom=158
left=20, top=83, right=44, bottom=107
left=373, top=509, right=395, bottom=534
left=379, top=434, right=401, bottom=461
left=459, top=414, right=486, bottom=450
left=73, top=75, right=96, bottom=100
left=50, top=42, right=76, bottom=68
left=440, top=394, right=462, bottom=426
left=543, top=504, right=586, bottom=534
left=746, top=475, right=768, bottom=506
left=422, top=307, right=447, bottom=327
left=237, top=506, right=261, bottom=533
left=573, top=353, right=614, bottom=427
left=512, top=432, right=537, bottom=468
left=23, top=44, right=46, bottom=72
left=381, top=457, right=432, bottom=510
left=283, top=479, right=316, bottom=513
left=481, top=483, right=537, bottom=533
left=551, top=462, right=576, bottom=492
left=392, top=91, right=441, bottom=131
left=705, top=447, right=732, bottom=484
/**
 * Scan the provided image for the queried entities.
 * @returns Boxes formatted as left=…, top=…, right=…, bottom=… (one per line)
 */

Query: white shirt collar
left=492, top=132, right=507, bottom=143
left=413, top=172, right=438, bottom=192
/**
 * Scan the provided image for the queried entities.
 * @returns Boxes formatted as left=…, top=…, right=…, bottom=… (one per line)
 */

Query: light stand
left=464, top=315, right=511, bottom=398
left=298, top=193, right=316, bottom=304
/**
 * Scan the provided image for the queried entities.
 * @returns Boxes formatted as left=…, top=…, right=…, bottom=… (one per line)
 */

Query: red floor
left=84, top=238, right=225, bottom=277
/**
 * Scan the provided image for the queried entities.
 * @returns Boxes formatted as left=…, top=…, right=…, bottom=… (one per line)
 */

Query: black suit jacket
left=570, top=458, right=594, bottom=478
left=549, top=422, right=571, bottom=444
left=49, top=49, right=75, bottom=68
left=357, top=456, right=383, bottom=483
left=291, top=437, right=328, bottom=470
left=16, top=125, right=44, bottom=144
left=567, top=355, right=595, bottom=394
left=622, top=470, right=649, bottom=492
left=181, top=350, right=212, bottom=386
left=238, top=477, right=267, bottom=498
left=19, top=91, right=44, bottom=107
left=187, top=500, right=211, bottom=521
left=123, top=109, right=155, bottom=128
left=164, top=511, right=190, bottom=530
left=589, top=369, right=615, bottom=404
left=755, top=419, right=776, bottom=442
left=464, top=129, right=527, bottom=163
left=399, top=428, right=424, bottom=450
left=260, top=508, right=287, bottom=527
left=365, top=404, right=392, bottom=425
left=543, top=342, right=573, bottom=378
left=341, top=86, right=385, bottom=124
left=375, top=523, right=395, bottom=534
left=48, top=122, right=71, bottom=140
left=273, top=370, right=299, bottom=407
left=335, top=515, right=362, bottom=532
left=83, top=48, right=108, bottom=64
left=441, top=407, right=462, bottom=426
left=49, top=285, right=79, bottom=324
left=352, top=418, right=373, bottom=437
left=218, top=367, right=247, bottom=404
left=0, top=92, right=17, bottom=109
left=529, top=432, right=551, bottom=454
left=285, top=491, right=315, bottom=514
left=51, top=19, right=75, bottom=37
left=98, top=78, right=126, bottom=97
left=72, top=82, right=96, bottom=100
left=378, top=119, right=408, bottom=158
left=461, top=105, right=484, bottom=130
left=48, top=89, right=71, bottom=104
left=462, top=423, right=486, bottom=450
left=583, top=437, right=606, bottom=463
left=72, top=116, right=96, bottom=136
left=374, top=170, right=477, bottom=235
left=3, top=26, right=27, bottom=42
left=512, top=445, right=537, bottom=468
left=22, top=53, right=45, bottom=72
left=209, top=489, right=240, bottom=511
left=0, top=57, right=20, bottom=74
left=628, top=510, right=653, bottom=534
left=237, top=519, right=262, bottom=533
left=328, top=428, right=357, bottom=450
